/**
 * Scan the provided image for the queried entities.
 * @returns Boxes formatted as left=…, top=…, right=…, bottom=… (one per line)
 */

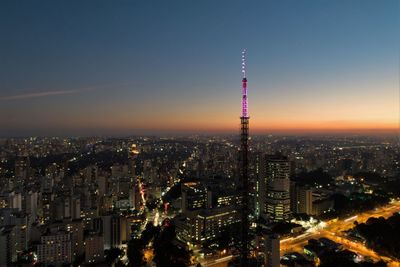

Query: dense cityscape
left=0, top=133, right=399, bottom=266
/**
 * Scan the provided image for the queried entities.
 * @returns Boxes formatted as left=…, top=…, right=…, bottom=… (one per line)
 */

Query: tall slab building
left=259, top=155, right=291, bottom=222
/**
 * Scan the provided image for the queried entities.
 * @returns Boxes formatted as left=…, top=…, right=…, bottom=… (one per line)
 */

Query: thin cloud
left=0, top=88, right=94, bottom=101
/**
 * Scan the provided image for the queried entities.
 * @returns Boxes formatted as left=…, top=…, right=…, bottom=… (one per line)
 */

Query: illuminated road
left=199, top=255, right=235, bottom=267
left=154, top=211, right=160, bottom=226
left=195, top=201, right=400, bottom=267
left=281, top=200, right=400, bottom=266
left=202, top=255, right=234, bottom=267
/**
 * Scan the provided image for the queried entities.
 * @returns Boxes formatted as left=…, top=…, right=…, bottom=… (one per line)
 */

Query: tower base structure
left=240, top=116, right=249, bottom=267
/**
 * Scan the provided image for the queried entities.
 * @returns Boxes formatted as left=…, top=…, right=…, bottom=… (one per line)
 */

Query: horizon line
left=1, top=127, right=398, bottom=139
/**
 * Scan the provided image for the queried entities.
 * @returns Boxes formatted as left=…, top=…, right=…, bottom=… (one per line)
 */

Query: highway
left=281, top=200, right=400, bottom=266
left=198, top=200, right=400, bottom=267
left=201, top=255, right=235, bottom=267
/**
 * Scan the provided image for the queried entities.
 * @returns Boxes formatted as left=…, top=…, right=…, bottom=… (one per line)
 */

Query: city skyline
left=1, top=2, right=400, bottom=266
left=1, top=0, right=399, bottom=136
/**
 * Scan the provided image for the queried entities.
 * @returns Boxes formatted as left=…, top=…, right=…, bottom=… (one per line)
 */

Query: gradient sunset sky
left=0, top=0, right=399, bottom=136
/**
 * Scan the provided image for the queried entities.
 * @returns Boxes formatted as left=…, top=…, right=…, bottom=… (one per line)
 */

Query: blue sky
left=0, top=0, right=398, bottom=136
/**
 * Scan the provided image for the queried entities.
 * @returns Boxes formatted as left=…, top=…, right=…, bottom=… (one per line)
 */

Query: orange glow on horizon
left=65, top=118, right=398, bottom=134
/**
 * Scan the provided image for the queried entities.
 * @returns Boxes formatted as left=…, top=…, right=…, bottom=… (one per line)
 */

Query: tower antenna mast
left=241, top=49, right=248, bottom=118
left=240, top=49, right=250, bottom=266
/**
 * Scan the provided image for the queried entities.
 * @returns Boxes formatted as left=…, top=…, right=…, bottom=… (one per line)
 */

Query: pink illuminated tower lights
left=242, top=49, right=248, bottom=118
left=240, top=49, right=250, bottom=266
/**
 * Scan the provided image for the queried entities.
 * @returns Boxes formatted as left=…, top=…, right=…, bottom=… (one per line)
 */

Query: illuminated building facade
left=175, top=206, right=239, bottom=244
left=84, top=233, right=104, bottom=264
left=181, top=182, right=209, bottom=213
left=260, top=155, right=291, bottom=222
left=37, top=230, right=72, bottom=265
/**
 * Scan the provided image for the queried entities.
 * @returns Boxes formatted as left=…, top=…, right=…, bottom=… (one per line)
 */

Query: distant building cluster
left=0, top=135, right=398, bottom=266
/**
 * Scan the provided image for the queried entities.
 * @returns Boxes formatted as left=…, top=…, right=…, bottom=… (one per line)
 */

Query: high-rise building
left=11, top=213, right=29, bottom=256
left=71, top=196, right=81, bottom=220
left=291, top=183, right=313, bottom=215
left=253, top=153, right=262, bottom=219
left=8, top=192, right=22, bottom=211
left=97, top=175, right=108, bottom=197
left=260, top=155, right=291, bottom=222
left=37, top=230, right=72, bottom=265
left=264, top=234, right=280, bottom=267
left=129, top=180, right=142, bottom=210
left=181, top=182, right=208, bottom=214
left=65, top=219, right=84, bottom=259
left=298, top=187, right=313, bottom=215
left=14, top=156, right=30, bottom=188
left=85, top=233, right=104, bottom=264
left=102, top=215, right=127, bottom=249
left=290, top=184, right=333, bottom=216
left=117, top=177, right=131, bottom=199
left=83, top=165, right=98, bottom=185
left=0, top=226, right=16, bottom=266
left=0, top=210, right=29, bottom=265
left=23, top=191, right=38, bottom=221
left=41, top=191, right=53, bottom=224
left=175, top=205, right=239, bottom=245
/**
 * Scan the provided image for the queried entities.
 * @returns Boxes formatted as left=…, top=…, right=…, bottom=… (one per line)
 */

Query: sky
left=0, top=0, right=399, bottom=136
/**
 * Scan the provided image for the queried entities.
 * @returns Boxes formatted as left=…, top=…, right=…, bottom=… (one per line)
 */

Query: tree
left=153, top=223, right=191, bottom=267
left=127, top=238, right=146, bottom=267
left=141, top=222, right=160, bottom=244
left=292, top=168, right=333, bottom=187
left=105, top=247, right=123, bottom=265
